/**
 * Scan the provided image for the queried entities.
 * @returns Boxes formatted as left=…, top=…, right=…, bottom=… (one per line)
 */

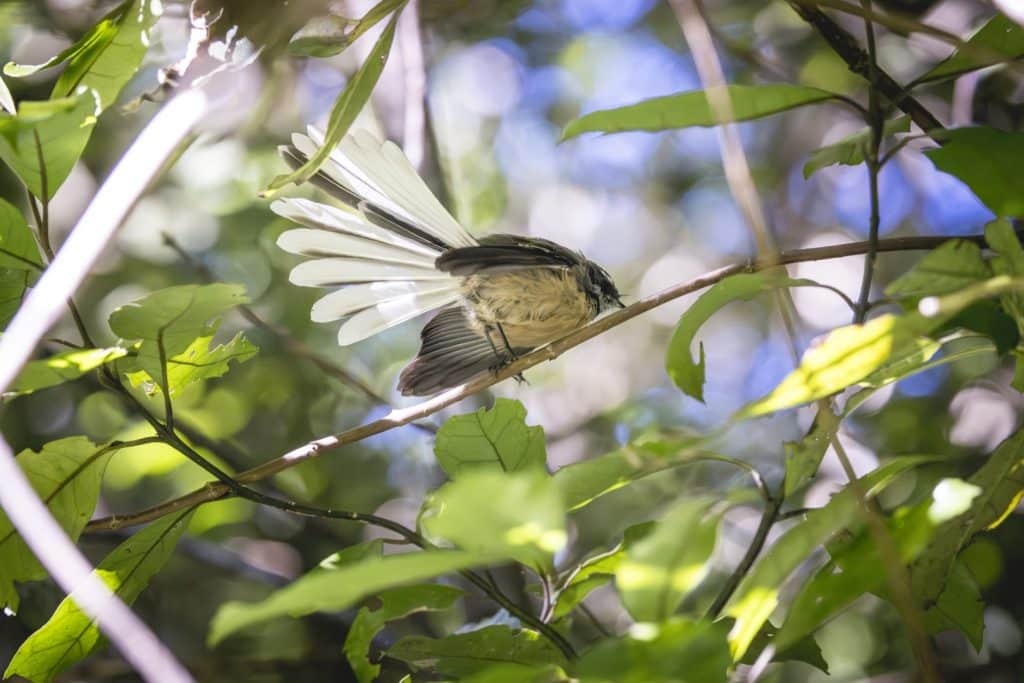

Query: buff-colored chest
left=460, top=268, right=595, bottom=349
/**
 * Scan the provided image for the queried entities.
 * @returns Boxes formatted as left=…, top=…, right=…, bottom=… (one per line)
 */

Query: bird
left=272, top=128, right=624, bottom=396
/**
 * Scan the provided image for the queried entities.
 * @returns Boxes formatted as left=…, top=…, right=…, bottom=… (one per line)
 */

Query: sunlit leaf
left=344, top=584, right=462, bottom=683
left=125, top=330, right=257, bottom=397
left=665, top=272, right=826, bottom=401
left=885, top=239, right=991, bottom=298
left=421, top=470, right=566, bottom=571
left=434, top=398, right=546, bottom=478
left=575, top=618, right=730, bottom=683
left=925, top=127, right=1024, bottom=217
left=0, top=73, right=14, bottom=115
left=387, top=625, right=568, bottom=678
left=783, top=405, right=840, bottom=496
left=6, top=347, right=127, bottom=398
left=4, top=509, right=193, bottom=683
left=289, top=0, right=407, bottom=57
left=0, top=197, right=42, bottom=270
left=724, top=458, right=931, bottom=659
left=552, top=434, right=710, bottom=511
left=0, top=437, right=111, bottom=611
left=562, top=84, right=836, bottom=139
left=911, top=427, right=1024, bottom=609
left=108, top=283, right=249, bottom=396
left=803, top=116, right=910, bottom=178
left=617, top=498, right=720, bottom=622
left=264, top=9, right=401, bottom=195
left=917, top=13, right=1024, bottom=84
left=552, top=522, right=654, bottom=620
left=0, top=90, right=99, bottom=199
left=209, top=550, right=489, bottom=645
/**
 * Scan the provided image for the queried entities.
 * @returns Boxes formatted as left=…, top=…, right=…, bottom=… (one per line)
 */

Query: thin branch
left=82, top=231, right=996, bottom=534
left=706, top=493, right=782, bottom=618
left=855, top=0, right=884, bottom=324
left=787, top=1, right=946, bottom=137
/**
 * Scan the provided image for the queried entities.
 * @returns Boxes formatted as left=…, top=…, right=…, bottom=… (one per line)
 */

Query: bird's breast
left=461, top=268, right=595, bottom=349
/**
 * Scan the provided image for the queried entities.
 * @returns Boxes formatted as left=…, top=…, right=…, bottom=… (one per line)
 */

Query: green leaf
left=5, top=509, right=193, bottom=683
left=575, top=617, right=730, bottom=683
left=265, top=9, right=401, bottom=195
left=209, top=550, right=488, bottom=645
left=739, top=313, right=931, bottom=418
left=6, top=347, right=127, bottom=398
left=289, top=0, right=407, bottom=57
left=925, top=127, right=1024, bottom=217
left=803, top=116, right=910, bottom=178
left=552, top=522, right=654, bottom=620
left=434, top=398, right=547, bottom=477
left=0, top=268, right=31, bottom=328
left=984, top=218, right=1024, bottom=387
left=0, top=197, right=42, bottom=270
left=108, top=283, right=249, bottom=396
left=939, top=301, right=1019, bottom=355
left=617, top=498, right=720, bottom=622
left=774, top=502, right=936, bottom=653
left=0, top=437, right=111, bottom=611
left=387, top=625, right=568, bottom=678
left=126, top=330, right=258, bottom=396
left=319, top=539, right=385, bottom=570
left=553, top=434, right=711, bottom=511
left=0, top=89, right=99, bottom=199
left=561, top=84, right=836, bottom=140
left=665, top=272, right=826, bottom=401
left=421, top=470, right=566, bottom=571
left=911, top=427, right=1024, bottom=609
left=344, top=584, right=462, bottom=683
left=723, top=458, right=929, bottom=660
left=885, top=239, right=991, bottom=298
left=917, top=13, right=1024, bottom=84
left=0, top=73, right=14, bottom=115
left=783, top=405, right=840, bottom=496
left=920, top=560, right=984, bottom=650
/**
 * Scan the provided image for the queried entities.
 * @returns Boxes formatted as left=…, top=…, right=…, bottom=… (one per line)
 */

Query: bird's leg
left=487, top=323, right=527, bottom=385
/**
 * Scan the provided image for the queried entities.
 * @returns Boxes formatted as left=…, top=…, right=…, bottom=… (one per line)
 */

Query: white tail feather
left=288, top=258, right=450, bottom=287
left=311, top=281, right=459, bottom=322
left=337, top=289, right=462, bottom=345
left=277, top=229, right=437, bottom=268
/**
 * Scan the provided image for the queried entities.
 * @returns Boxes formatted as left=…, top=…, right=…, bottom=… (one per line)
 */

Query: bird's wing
left=435, top=234, right=580, bottom=276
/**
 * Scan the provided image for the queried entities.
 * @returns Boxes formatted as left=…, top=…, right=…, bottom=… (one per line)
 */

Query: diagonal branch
left=85, top=230, right=997, bottom=533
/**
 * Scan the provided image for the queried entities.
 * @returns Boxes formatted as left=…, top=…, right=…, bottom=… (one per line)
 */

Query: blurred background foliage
left=0, top=0, right=1022, bottom=680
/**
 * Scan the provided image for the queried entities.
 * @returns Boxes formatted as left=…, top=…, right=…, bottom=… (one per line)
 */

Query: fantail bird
left=272, top=128, right=624, bottom=396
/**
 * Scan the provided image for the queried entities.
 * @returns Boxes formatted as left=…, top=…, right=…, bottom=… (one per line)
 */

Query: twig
left=706, top=493, right=782, bottom=618
left=787, top=1, right=945, bottom=137
left=82, top=231, right=993, bottom=534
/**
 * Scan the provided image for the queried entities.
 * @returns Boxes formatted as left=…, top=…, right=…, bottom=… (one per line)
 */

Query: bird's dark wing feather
left=435, top=234, right=581, bottom=276
left=398, top=306, right=516, bottom=396
left=280, top=145, right=450, bottom=251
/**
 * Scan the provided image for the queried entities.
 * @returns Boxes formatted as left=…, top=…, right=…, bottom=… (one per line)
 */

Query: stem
left=706, top=492, right=781, bottom=618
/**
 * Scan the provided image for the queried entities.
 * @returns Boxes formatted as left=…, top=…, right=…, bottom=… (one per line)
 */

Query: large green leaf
left=562, top=84, right=835, bottom=139
left=552, top=522, right=655, bottom=620
left=885, top=239, right=991, bottom=298
left=925, top=127, right=1024, bottom=217
left=0, top=90, right=99, bottom=199
left=421, top=470, right=565, bottom=571
left=387, top=625, right=568, bottom=678
left=723, top=458, right=930, bottom=660
left=911, top=427, right=1024, bottom=610
left=803, top=116, right=910, bottom=179
left=108, top=283, right=249, bottom=396
left=575, top=617, right=731, bottom=683
left=7, top=347, right=127, bottom=399
left=6, top=0, right=160, bottom=111
left=344, top=584, right=462, bottom=683
left=0, top=437, right=111, bottom=611
left=552, top=434, right=711, bottom=511
left=265, top=8, right=401, bottom=195
left=124, top=329, right=258, bottom=397
left=209, top=550, right=489, bottom=645
left=916, top=13, right=1024, bottom=84
left=5, top=509, right=194, bottom=683
left=665, top=272, right=825, bottom=401
left=434, top=398, right=547, bottom=478
left=289, top=0, right=407, bottom=57
left=616, top=498, right=720, bottom=622
left=0, top=197, right=42, bottom=270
